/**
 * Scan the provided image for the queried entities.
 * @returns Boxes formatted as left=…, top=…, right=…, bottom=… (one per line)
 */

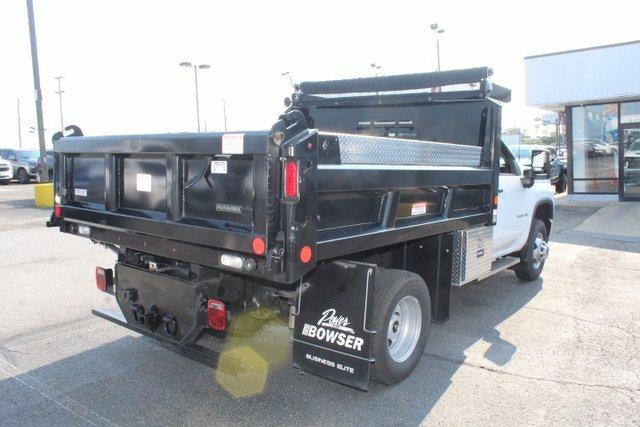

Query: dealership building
left=525, top=40, right=640, bottom=200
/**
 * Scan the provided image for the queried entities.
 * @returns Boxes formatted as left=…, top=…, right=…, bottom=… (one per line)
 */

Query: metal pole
left=193, top=66, right=201, bottom=132
left=54, top=76, right=64, bottom=132
left=436, top=33, right=441, bottom=71
left=17, top=99, right=22, bottom=149
left=222, top=99, right=227, bottom=132
left=26, top=0, right=47, bottom=182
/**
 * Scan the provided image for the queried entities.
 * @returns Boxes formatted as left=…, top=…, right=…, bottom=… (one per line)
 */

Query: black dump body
left=52, top=67, right=508, bottom=287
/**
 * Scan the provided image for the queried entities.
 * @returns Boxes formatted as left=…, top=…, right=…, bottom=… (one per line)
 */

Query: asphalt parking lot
left=1, top=184, right=639, bottom=425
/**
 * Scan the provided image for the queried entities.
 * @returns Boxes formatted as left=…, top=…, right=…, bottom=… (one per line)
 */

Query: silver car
left=0, top=149, right=39, bottom=184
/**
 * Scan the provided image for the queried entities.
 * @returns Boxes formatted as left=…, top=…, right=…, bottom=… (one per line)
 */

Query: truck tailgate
left=54, top=132, right=275, bottom=254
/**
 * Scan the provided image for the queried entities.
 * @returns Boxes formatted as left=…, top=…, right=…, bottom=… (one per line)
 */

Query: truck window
left=499, top=148, right=513, bottom=174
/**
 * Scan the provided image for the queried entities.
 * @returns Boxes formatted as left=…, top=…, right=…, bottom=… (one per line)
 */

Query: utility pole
left=54, top=76, right=64, bottom=132
left=222, top=99, right=227, bottom=132
left=26, top=0, right=48, bottom=182
left=17, top=99, right=22, bottom=149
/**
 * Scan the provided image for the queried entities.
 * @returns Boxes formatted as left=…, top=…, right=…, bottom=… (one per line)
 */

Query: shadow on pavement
left=0, top=272, right=541, bottom=425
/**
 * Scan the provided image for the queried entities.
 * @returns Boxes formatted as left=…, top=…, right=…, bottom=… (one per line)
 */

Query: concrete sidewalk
left=555, top=194, right=640, bottom=243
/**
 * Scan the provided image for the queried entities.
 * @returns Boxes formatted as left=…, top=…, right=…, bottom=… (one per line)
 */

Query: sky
left=1, top=0, right=639, bottom=149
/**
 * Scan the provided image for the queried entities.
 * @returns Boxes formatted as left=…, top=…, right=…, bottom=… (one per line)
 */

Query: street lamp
left=180, top=61, right=210, bottom=132
left=281, top=71, right=295, bottom=89
left=430, top=23, right=445, bottom=71
left=370, top=63, right=382, bottom=77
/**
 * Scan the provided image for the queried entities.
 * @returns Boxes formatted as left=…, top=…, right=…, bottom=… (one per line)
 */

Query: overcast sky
left=1, top=0, right=639, bottom=149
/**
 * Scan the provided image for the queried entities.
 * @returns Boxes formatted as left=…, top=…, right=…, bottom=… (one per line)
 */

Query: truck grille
left=0, top=166, right=9, bottom=172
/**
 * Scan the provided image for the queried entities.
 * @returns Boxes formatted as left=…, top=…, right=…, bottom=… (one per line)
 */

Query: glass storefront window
left=621, top=101, right=640, bottom=124
left=571, top=104, right=619, bottom=193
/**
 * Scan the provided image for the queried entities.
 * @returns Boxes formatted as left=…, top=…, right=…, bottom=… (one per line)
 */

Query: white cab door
left=492, top=144, right=537, bottom=258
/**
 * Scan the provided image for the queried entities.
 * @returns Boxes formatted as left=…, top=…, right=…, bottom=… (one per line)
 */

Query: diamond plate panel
left=332, top=133, right=482, bottom=167
left=451, top=226, right=493, bottom=286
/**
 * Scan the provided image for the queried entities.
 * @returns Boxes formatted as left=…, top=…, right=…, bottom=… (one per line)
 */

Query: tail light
left=53, top=204, right=62, bottom=217
left=207, top=299, right=228, bottom=331
left=283, top=160, right=299, bottom=200
left=95, top=267, right=113, bottom=292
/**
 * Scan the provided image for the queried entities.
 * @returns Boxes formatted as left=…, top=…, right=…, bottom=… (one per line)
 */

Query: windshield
left=510, top=146, right=532, bottom=160
left=629, top=141, right=640, bottom=151
left=16, top=150, right=40, bottom=160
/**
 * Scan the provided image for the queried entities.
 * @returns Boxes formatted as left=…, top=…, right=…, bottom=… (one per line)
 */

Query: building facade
left=525, top=40, right=640, bottom=200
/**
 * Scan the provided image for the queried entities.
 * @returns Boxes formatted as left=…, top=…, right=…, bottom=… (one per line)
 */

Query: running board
left=476, top=256, right=520, bottom=281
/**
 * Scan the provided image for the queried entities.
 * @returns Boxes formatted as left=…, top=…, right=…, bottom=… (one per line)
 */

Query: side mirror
left=531, top=149, right=551, bottom=178
left=521, top=166, right=535, bottom=188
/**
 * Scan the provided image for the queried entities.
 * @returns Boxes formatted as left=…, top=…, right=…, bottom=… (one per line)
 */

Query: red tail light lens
left=284, top=160, right=298, bottom=199
left=207, top=299, right=228, bottom=331
left=54, top=204, right=62, bottom=217
left=95, top=267, right=113, bottom=292
left=252, top=237, right=266, bottom=255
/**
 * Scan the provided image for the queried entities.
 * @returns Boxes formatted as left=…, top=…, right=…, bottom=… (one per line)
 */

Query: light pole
left=180, top=62, right=210, bottom=132
left=54, top=76, right=64, bottom=132
left=281, top=71, right=295, bottom=89
left=370, top=63, right=382, bottom=77
left=430, top=23, right=445, bottom=71
left=222, top=99, right=227, bottom=132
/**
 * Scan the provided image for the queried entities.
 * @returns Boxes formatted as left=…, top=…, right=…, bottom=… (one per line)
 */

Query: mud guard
left=292, top=261, right=376, bottom=391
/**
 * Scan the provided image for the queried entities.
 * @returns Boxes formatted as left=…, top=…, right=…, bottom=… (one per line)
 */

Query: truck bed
left=53, top=105, right=497, bottom=285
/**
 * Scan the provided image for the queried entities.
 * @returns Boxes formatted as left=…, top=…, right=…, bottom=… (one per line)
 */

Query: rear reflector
left=284, top=160, right=298, bottom=199
left=207, top=299, right=228, bottom=331
left=54, top=204, right=62, bottom=217
left=300, top=245, right=312, bottom=263
left=95, top=267, right=113, bottom=292
left=252, top=237, right=266, bottom=255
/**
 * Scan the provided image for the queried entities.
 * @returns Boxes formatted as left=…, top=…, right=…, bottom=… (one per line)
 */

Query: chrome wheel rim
left=532, top=232, right=549, bottom=269
left=387, top=295, right=422, bottom=363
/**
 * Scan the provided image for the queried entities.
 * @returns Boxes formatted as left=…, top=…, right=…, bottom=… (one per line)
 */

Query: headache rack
left=292, top=66, right=511, bottom=107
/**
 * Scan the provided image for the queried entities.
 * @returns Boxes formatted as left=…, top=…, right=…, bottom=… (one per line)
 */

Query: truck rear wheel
left=371, top=269, right=430, bottom=385
left=515, top=219, right=549, bottom=281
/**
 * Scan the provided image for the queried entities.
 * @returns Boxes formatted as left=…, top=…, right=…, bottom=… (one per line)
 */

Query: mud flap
left=292, top=261, right=376, bottom=391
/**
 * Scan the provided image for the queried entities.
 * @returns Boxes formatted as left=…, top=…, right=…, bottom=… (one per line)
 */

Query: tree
left=504, top=127, right=529, bottom=138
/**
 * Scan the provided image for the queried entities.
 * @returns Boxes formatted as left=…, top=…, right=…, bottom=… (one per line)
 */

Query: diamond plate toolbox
left=332, top=133, right=482, bottom=167
left=451, top=226, right=493, bottom=286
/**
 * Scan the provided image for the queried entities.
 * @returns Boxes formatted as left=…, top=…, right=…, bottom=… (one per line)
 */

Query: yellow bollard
left=34, top=182, right=54, bottom=208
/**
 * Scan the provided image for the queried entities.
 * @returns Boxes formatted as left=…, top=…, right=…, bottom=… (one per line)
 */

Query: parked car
left=0, top=156, right=12, bottom=185
left=0, top=148, right=40, bottom=184
left=508, top=144, right=567, bottom=193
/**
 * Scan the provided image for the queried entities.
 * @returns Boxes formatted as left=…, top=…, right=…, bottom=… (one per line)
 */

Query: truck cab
left=493, top=142, right=554, bottom=261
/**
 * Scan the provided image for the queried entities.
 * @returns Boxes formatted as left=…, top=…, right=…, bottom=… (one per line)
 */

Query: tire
left=17, top=168, right=30, bottom=184
left=371, top=269, right=430, bottom=385
left=0, top=180, right=9, bottom=186
left=555, top=172, right=566, bottom=193
left=515, top=219, right=549, bottom=281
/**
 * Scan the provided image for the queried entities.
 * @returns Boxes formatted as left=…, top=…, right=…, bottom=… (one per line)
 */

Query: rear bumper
left=92, top=307, right=222, bottom=368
